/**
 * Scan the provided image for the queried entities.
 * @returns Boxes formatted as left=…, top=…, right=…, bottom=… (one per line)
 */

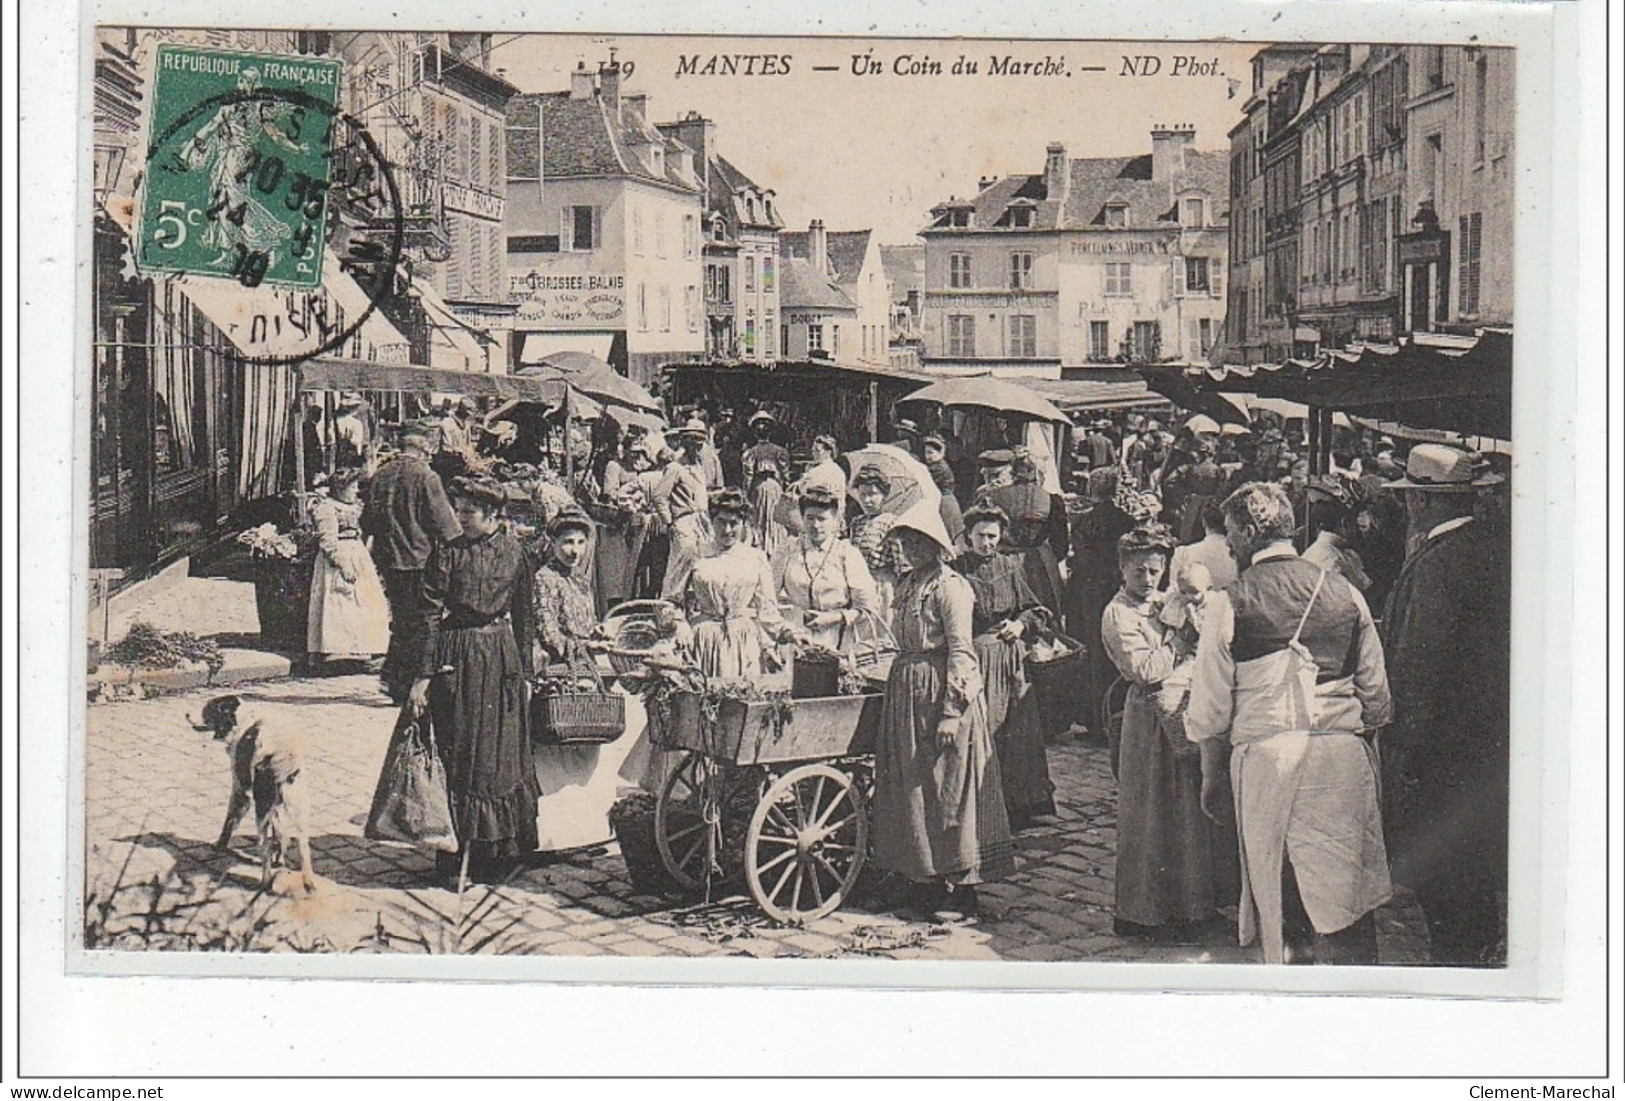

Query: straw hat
left=1382, top=443, right=1504, bottom=492
left=888, top=499, right=955, bottom=553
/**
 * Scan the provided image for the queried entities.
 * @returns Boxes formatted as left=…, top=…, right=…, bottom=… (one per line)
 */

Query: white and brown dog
left=191, top=695, right=316, bottom=894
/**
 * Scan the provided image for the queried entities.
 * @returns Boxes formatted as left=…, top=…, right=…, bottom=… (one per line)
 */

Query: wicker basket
left=1028, top=629, right=1085, bottom=695
left=531, top=660, right=625, bottom=745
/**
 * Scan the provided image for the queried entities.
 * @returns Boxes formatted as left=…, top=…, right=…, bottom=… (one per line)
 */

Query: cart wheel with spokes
left=745, top=763, right=869, bottom=924
left=655, top=752, right=760, bottom=892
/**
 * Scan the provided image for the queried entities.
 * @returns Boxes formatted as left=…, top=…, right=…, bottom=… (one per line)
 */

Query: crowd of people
left=291, top=394, right=1511, bottom=966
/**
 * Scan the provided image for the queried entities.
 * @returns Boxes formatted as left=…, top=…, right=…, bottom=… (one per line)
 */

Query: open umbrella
left=517, top=351, right=663, bottom=413
left=898, top=375, right=1070, bottom=424
left=844, top=443, right=941, bottom=518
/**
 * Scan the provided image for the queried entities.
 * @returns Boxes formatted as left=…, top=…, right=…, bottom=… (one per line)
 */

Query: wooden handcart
left=649, top=685, right=885, bottom=924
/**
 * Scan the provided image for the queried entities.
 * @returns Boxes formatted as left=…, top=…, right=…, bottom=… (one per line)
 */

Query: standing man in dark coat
left=1379, top=444, right=1511, bottom=966
left=362, top=419, right=463, bottom=702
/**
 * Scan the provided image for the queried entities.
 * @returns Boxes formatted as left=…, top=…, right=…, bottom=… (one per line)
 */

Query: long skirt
left=872, top=652, right=1016, bottom=885
left=428, top=622, right=540, bottom=858
left=973, top=632, right=1054, bottom=821
left=1113, top=684, right=1226, bottom=926
left=307, top=539, right=390, bottom=658
left=594, top=515, right=649, bottom=614
left=659, top=513, right=713, bottom=602
left=692, top=617, right=769, bottom=681
left=1068, top=547, right=1121, bottom=732
left=751, top=478, right=790, bottom=558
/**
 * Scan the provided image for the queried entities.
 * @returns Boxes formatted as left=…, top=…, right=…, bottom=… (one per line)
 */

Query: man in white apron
left=1186, top=481, right=1393, bottom=965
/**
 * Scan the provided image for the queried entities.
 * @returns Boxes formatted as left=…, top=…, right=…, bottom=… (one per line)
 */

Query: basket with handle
left=531, top=656, right=626, bottom=745
left=1026, top=608, right=1084, bottom=696
left=602, top=599, right=681, bottom=676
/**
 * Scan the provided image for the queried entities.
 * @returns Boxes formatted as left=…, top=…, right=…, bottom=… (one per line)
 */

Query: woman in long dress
left=953, top=502, right=1055, bottom=831
left=682, top=488, right=796, bottom=680
left=871, top=502, right=1015, bottom=924
left=408, top=477, right=539, bottom=885
left=1100, top=522, right=1225, bottom=937
left=654, top=423, right=714, bottom=601
left=770, top=485, right=881, bottom=655
left=306, top=467, right=390, bottom=666
left=1066, top=468, right=1144, bottom=739
left=531, top=506, right=643, bottom=852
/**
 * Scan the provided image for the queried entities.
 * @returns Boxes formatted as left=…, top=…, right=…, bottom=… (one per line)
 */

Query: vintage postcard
left=64, top=15, right=1569, bottom=1010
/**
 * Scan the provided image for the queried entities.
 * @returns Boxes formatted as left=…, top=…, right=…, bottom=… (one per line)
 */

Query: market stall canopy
left=1018, top=375, right=1167, bottom=413
left=517, top=352, right=663, bottom=413
left=174, top=250, right=412, bottom=365
left=517, top=331, right=617, bottom=364
left=897, top=375, right=1070, bottom=423
left=1140, top=329, right=1512, bottom=440
left=297, top=358, right=566, bottom=402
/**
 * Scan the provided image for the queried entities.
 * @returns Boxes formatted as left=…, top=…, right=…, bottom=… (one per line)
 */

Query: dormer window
left=948, top=208, right=972, bottom=228
left=1008, top=205, right=1034, bottom=229
left=1103, top=203, right=1129, bottom=228
left=1181, top=197, right=1206, bottom=226
left=712, top=217, right=726, bottom=243
left=745, top=195, right=757, bottom=223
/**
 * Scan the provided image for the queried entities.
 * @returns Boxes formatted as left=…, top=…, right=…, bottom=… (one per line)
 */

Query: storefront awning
left=412, top=281, right=493, bottom=372
left=1141, top=329, right=1512, bottom=440
left=297, top=358, right=566, bottom=402
left=174, top=250, right=412, bottom=364
left=518, top=332, right=617, bottom=365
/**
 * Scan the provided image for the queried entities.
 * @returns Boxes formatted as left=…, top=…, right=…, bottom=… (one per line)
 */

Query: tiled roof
left=510, top=92, right=699, bottom=191
left=927, top=149, right=1230, bottom=232
left=779, top=257, right=856, bottom=312
left=779, top=229, right=873, bottom=287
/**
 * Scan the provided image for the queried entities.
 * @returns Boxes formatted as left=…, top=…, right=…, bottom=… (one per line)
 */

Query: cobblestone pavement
left=83, top=674, right=1430, bottom=964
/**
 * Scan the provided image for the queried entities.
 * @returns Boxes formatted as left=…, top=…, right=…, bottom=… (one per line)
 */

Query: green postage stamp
left=138, top=45, right=343, bottom=289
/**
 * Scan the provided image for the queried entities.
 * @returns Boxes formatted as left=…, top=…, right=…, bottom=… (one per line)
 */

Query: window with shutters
left=469, top=119, right=483, bottom=188
left=764, top=312, right=775, bottom=355
left=949, top=252, right=972, bottom=289
left=636, top=283, right=648, bottom=331
left=1459, top=212, right=1482, bottom=316
left=1089, top=320, right=1111, bottom=360
left=1007, top=315, right=1037, bottom=358
left=1181, top=197, right=1205, bottom=226
left=807, top=323, right=824, bottom=352
left=659, top=285, right=672, bottom=332
left=1473, top=55, right=1489, bottom=164
left=488, top=119, right=501, bottom=186
left=1104, top=262, right=1132, bottom=297
left=445, top=217, right=465, bottom=300
left=1009, top=251, right=1034, bottom=290
left=762, top=255, right=775, bottom=292
left=467, top=216, right=483, bottom=294
left=947, top=314, right=975, bottom=358
left=563, top=206, right=598, bottom=251
left=1190, top=317, right=1215, bottom=359
left=744, top=311, right=756, bottom=354
left=1184, top=257, right=1211, bottom=294
left=744, top=256, right=756, bottom=294
left=654, top=212, right=666, bottom=258
left=632, top=207, right=644, bottom=255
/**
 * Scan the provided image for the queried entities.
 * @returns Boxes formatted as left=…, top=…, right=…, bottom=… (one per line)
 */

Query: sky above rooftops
left=492, top=35, right=1257, bottom=244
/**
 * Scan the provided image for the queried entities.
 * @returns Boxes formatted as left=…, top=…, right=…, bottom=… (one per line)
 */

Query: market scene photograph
left=83, top=30, right=1514, bottom=968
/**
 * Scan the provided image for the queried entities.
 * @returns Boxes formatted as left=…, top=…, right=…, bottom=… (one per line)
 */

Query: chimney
left=978, top=175, right=997, bottom=191
left=623, top=92, right=649, bottom=124
left=598, top=56, right=621, bottom=113
left=1045, top=141, right=1069, bottom=204
left=1315, top=44, right=1350, bottom=88
left=570, top=61, right=595, bottom=100
left=1150, top=124, right=1196, bottom=182
left=808, top=219, right=828, bottom=274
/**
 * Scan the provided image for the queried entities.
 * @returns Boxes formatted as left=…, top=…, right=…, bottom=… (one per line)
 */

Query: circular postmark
left=143, top=81, right=404, bottom=368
